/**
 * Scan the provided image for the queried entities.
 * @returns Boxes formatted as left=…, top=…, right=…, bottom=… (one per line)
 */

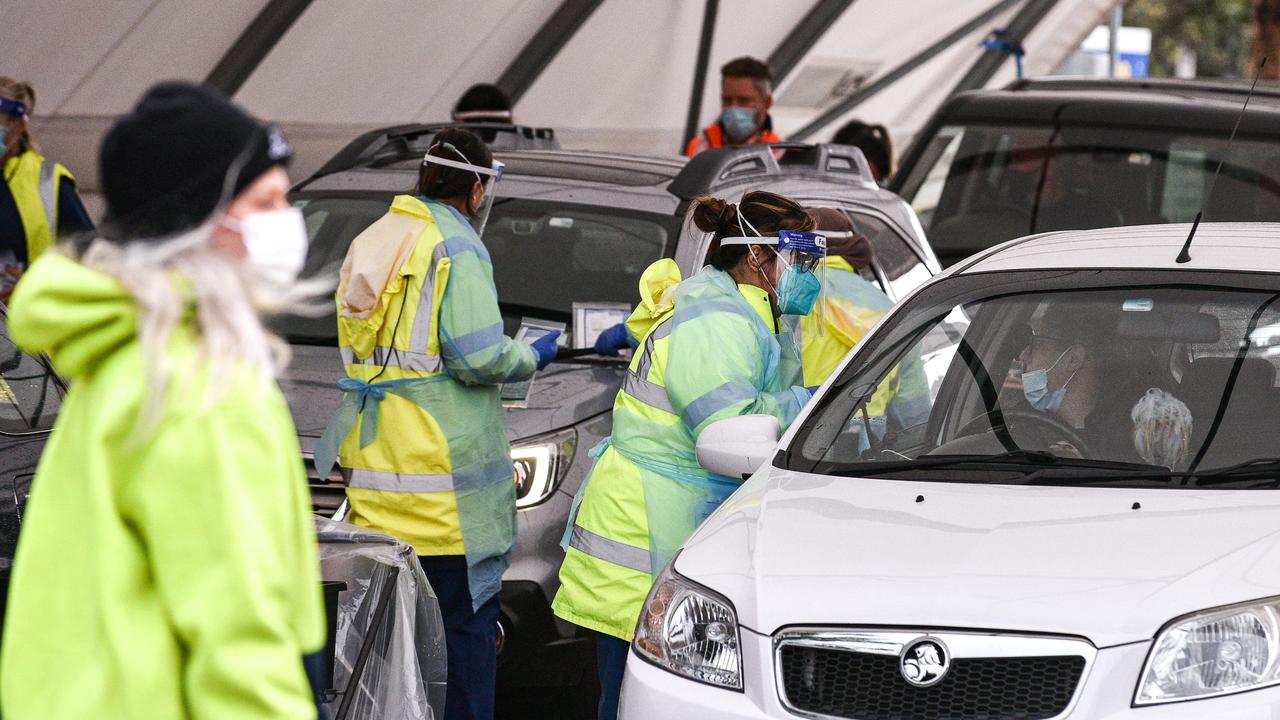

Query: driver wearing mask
left=1010, top=302, right=1152, bottom=461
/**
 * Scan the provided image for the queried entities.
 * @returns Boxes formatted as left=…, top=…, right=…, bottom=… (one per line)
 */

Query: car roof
left=295, top=148, right=685, bottom=215
left=294, top=134, right=905, bottom=223
left=940, top=78, right=1280, bottom=136
left=955, top=223, right=1280, bottom=275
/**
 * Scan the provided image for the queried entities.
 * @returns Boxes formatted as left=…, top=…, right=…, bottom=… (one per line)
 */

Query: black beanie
left=99, top=81, right=293, bottom=240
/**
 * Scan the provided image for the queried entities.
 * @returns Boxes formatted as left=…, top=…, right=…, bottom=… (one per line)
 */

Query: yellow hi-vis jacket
left=786, top=257, right=931, bottom=427
left=329, top=195, right=536, bottom=610
left=4, top=149, right=76, bottom=263
left=2, top=252, right=324, bottom=719
left=794, top=257, right=893, bottom=385
left=553, top=261, right=811, bottom=640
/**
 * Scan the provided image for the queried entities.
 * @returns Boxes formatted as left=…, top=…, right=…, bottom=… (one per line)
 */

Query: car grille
left=777, top=634, right=1089, bottom=720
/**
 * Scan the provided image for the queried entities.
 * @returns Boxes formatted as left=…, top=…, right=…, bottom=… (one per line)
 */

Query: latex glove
left=530, top=331, right=561, bottom=370
left=593, top=322, right=633, bottom=356
left=805, top=386, right=821, bottom=398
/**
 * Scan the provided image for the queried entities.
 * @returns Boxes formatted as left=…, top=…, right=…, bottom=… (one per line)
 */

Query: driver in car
left=1009, top=301, right=1161, bottom=461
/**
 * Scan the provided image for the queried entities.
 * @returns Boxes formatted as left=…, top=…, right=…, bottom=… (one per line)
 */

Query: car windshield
left=278, top=195, right=675, bottom=344
left=788, top=269, right=1280, bottom=486
left=899, top=123, right=1280, bottom=265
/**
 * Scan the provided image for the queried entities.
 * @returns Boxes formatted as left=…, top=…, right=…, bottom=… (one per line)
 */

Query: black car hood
left=281, top=344, right=623, bottom=445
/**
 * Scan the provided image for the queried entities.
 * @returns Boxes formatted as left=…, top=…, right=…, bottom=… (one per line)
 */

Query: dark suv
left=893, top=77, right=1280, bottom=267
left=282, top=123, right=938, bottom=707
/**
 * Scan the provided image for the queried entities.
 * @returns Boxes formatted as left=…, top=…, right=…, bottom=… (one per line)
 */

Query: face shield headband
left=719, top=214, right=828, bottom=322
left=423, top=142, right=505, bottom=236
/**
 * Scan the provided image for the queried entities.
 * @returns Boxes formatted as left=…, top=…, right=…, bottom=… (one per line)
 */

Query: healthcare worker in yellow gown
left=554, top=191, right=823, bottom=720
left=316, top=127, right=559, bottom=720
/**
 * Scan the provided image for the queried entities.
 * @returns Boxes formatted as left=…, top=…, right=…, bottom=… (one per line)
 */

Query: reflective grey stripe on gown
left=634, top=318, right=673, bottom=379
left=621, top=371, right=675, bottom=414
left=349, top=468, right=455, bottom=493
left=36, top=160, right=57, bottom=231
left=568, top=524, right=650, bottom=573
left=409, top=243, right=451, bottom=355
left=340, top=345, right=444, bottom=373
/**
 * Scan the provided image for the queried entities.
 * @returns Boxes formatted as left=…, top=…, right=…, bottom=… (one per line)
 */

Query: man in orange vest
left=685, top=56, right=782, bottom=157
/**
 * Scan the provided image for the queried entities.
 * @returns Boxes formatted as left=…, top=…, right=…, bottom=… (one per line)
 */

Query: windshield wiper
left=830, top=449, right=1068, bottom=477
left=1190, top=457, right=1280, bottom=487
left=1017, top=457, right=1280, bottom=487
left=824, top=450, right=1169, bottom=480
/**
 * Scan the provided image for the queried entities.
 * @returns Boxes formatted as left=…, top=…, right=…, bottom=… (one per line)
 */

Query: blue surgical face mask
left=1021, top=348, right=1073, bottom=412
left=720, top=107, right=758, bottom=142
left=776, top=263, right=821, bottom=316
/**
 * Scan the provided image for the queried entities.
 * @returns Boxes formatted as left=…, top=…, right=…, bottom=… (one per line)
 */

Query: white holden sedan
left=621, top=223, right=1280, bottom=719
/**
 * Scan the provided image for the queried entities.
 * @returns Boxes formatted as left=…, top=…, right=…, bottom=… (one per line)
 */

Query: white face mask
left=235, top=207, right=309, bottom=287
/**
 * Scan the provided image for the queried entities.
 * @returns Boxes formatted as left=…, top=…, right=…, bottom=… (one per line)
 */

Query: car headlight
left=1136, top=597, right=1280, bottom=705
left=511, top=428, right=575, bottom=509
left=633, top=560, right=743, bottom=691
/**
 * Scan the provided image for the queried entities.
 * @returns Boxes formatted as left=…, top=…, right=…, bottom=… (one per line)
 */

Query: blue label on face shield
left=778, top=230, right=827, bottom=256
left=0, top=98, right=26, bottom=119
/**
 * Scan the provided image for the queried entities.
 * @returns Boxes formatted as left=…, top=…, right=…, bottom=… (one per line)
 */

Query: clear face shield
left=719, top=213, right=828, bottom=324
left=422, top=142, right=505, bottom=236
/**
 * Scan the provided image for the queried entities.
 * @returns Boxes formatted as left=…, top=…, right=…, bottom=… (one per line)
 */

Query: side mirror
left=696, top=414, right=781, bottom=479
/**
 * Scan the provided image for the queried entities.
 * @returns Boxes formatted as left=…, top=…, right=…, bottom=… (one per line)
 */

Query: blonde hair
left=78, top=224, right=330, bottom=440
left=0, top=77, right=37, bottom=152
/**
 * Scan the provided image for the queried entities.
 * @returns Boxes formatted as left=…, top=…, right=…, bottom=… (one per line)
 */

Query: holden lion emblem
left=900, top=637, right=950, bottom=687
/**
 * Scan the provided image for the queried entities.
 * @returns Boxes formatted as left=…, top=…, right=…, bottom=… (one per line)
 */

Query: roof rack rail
left=1004, top=76, right=1280, bottom=102
left=667, top=142, right=875, bottom=200
left=311, top=122, right=559, bottom=179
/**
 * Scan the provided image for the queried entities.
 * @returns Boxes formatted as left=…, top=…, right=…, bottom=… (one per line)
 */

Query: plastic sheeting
left=316, top=516, right=447, bottom=720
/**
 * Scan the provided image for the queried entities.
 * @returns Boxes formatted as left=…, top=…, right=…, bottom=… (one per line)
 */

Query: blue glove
left=593, top=322, right=633, bottom=356
left=805, top=385, right=821, bottom=398
left=530, top=331, right=561, bottom=370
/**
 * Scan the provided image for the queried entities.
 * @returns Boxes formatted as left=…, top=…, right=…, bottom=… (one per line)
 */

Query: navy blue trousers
left=596, top=634, right=631, bottom=720
left=418, top=555, right=502, bottom=720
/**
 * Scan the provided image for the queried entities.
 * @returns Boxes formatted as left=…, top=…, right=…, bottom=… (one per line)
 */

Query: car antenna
left=1177, top=57, right=1267, bottom=264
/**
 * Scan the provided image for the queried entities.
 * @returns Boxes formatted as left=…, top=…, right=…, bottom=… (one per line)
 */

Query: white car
left=621, top=223, right=1280, bottom=719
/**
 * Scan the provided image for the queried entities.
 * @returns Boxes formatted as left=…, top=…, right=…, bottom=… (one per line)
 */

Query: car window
left=790, top=270, right=1280, bottom=483
left=849, top=211, right=930, bottom=300
left=0, top=311, right=61, bottom=433
left=899, top=123, right=1280, bottom=266
left=686, top=203, right=928, bottom=301
left=280, top=195, right=675, bottom=343
left=484, top=199, right=671, bottom=320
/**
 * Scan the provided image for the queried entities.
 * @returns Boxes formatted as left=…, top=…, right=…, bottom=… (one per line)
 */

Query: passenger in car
left=0, top=82, right=325, bottom=719
left=1131, top=388, right=1193, bottom=470
left=553, top=191, right=817, bottom=720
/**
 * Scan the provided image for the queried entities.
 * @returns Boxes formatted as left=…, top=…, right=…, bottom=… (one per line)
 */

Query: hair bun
left=718, top=202, right=738, bottom=230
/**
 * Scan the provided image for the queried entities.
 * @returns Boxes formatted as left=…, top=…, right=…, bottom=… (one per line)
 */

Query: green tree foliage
left=1124, top=0, right=1250, bottom=78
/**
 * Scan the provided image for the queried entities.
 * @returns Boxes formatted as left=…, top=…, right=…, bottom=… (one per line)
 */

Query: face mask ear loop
left=749, top=246, right=777, bottom=297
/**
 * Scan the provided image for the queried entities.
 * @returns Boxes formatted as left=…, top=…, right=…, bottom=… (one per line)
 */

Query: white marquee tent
left=6, top=0, right=1116, bottom=212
